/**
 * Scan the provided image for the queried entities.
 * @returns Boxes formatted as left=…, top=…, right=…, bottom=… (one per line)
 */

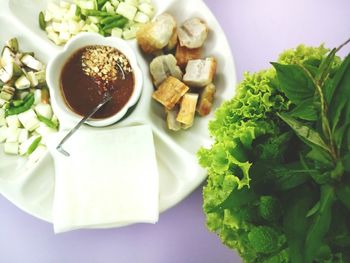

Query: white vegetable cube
left=138, top=3, right=154, bottom=17
left=36, top=123, right=56, bottom=136
left=6, top=127, right=20, bottom=143
left=18, top=109, right=40, bottom=131
left=111, top=0, right=120, bottom=7
left=134, top=12, right=150, bottom=23
left=44, top=10, right=53, bottom=22
left=68, top=20, right=81, bottom=34
left=68, top=4, right=79, bottom=18
left=0, top=99, right=6, bottom=107
left=116, top=2, right=138, bottom=20
left=18, top=129, right=29, bottom=143
left=125, top=0, right=139, bottom=7
left=35, top=103, right=53, bottom=120
left=6, top=115, right=20, bottom=128
left=1, top=47, right=14, bottom=67
left=0, top=127, right=8, bottom=142
left=27, top=71, right=39, bottom=87
left=0, top=108, right=5, bottom=127
left=103, top=2, right=114, bottom=13
left=28, top=145, right=47, bottom=163
left=87, top=16, right=100, bottom=24
left=15, top=75, right=31, bottom=90
left=47, top=31, right=62, bottom=45
left=4, top=142, right=19, bottom=155
left=77, top=0, right=95, bottom=10
left=111, top=28, right=123, bottom=38
left=59, top=31, right=71, bottom=42
left=34, top=89, right=42, bottom=105
left=59, top=0, right=71, bottom=8
left=21, top=55, right=44, bottom=71
left=52, top=22, right=62, bottom=32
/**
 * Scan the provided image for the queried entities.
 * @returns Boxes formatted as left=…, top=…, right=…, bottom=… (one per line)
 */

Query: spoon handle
left=56, top=94, right=113, bottom=157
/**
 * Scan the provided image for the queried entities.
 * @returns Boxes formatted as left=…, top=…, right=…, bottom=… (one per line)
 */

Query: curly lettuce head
left=198, top=45, right=335, bottom=262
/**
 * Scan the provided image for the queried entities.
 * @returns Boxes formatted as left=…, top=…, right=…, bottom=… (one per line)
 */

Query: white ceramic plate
left=0, top=0, right=236, bottom=222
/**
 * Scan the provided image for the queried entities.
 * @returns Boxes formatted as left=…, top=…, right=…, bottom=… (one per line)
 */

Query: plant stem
left=298, top=63, right=337, bottom=162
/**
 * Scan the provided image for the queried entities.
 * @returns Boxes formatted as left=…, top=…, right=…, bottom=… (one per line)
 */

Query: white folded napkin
left=46, top=125, right=159, bottom=233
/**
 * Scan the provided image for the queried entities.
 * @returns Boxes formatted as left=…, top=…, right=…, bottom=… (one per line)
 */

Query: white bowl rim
left=46, top=32, right=143, bottom=128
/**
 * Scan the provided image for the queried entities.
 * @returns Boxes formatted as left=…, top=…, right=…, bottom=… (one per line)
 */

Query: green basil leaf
left=278, top=113, right=330, bottom=152
left=305, top=185, right=335, bottom=263
left=271, top=62, right=315, bottom=104
left=329, top=53, right=350, bottom=130
left=289, top=98, right=318, bottom=121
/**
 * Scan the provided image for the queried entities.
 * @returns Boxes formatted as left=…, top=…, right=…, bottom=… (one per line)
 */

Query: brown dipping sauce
left=60, top=45, right=134, bottom=119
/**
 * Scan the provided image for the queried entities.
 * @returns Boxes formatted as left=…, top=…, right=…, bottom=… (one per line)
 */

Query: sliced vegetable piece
left=4, top=142, right=19, bottom=155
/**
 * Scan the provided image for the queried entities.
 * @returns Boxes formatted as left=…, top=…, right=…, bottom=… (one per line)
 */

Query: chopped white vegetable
left=111, top=0, right=120, bottom=7
left=27, top=71, right=39, bottom=87
left=6, top=115, right=20, bottom=128
left=34, top=89, right=42, bottom=105
left=0, top=127, right=8, bottom=143
left=138, top=2, right=154, bottom=17
left=116, top=2, right=138, bottom=20
left=134, top=12, right=150, bottom=23
left=18, top=109, right=40, bottom=131
left=44, top=10, right=53, bottom=22
left=103, top=2, right=114, bottom=13
left=76, top=0, right=96, bottom=10
left=35, top=103, right=53, bottom=120
left=4, top=142, right=18, bottom=155
left=6, top=127, right=20, bottom=143
left=111, top=27, right=123, bottom=38
left=36, top=123, right=56, bottom=136
left=1, top=47, right=14, bottom=67
left=60, top=0, right=70, bottom=8
left=18, top=129, right=29, bottom=143
left=0, top=64, right=13, bottom=83
left=0, top=108, right=5, bottom=126
left=15, top=75, right=31, bottom=90
left=125, top=0, right=139, bottom=7
left=21, top=55, right=44, bottom=71
left=59, top=31, right=71, bottom=42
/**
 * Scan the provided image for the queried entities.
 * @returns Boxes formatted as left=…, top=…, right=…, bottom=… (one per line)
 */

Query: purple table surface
left=1, top=1, right=349, bottom=262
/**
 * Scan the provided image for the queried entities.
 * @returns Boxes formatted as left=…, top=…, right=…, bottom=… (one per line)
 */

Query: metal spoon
left=56, top=92, right=113, bottom=157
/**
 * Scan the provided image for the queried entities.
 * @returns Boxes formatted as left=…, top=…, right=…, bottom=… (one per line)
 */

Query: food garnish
left=0, top=38, right=58, bottom=159
left=198, top=41, right=350, bottom=262
left=39, top=0, right=155, bottom=45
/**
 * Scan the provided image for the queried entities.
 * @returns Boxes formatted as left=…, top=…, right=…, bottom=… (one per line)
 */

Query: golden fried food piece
left=196, top=83, right=216, bottom=116
left=176, top=93, right=198, bottom=126
left=152, top=76, right=189, bottom=110
left=175, top=45, right=202, bottom=69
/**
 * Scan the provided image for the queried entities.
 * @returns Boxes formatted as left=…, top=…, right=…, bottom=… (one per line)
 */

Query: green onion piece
left=101, top=15, right=123, bottom=25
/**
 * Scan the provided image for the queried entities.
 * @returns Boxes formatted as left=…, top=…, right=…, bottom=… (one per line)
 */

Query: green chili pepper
left=39, top=11, right=46, bottom=30
left=12, top=100, right=24, bottom=107
left=6, top=93, right=34, bottom=116
left=82, top=10, right=111, bottom=17
left=37, top=114, right=58, bottom=129
left=102, top=18, right=128, bottom=30
left=101, top=15, right=123, bottom=25
left=27, top=136, right=42, bottom=155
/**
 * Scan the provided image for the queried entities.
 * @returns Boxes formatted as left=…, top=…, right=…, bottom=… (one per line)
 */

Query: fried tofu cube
left=136, top=13, right=177, bottom=54
left=176, top=93, right=198, bottom=126
left=183, top=57, right=217, bottom=87
left=196, top=83, right=216, bottom=116
left=166, top=106, right=181, bottom=131
left=152, top=76, right=189, bottom=110
left=175, top=45, right=202, bottom=69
